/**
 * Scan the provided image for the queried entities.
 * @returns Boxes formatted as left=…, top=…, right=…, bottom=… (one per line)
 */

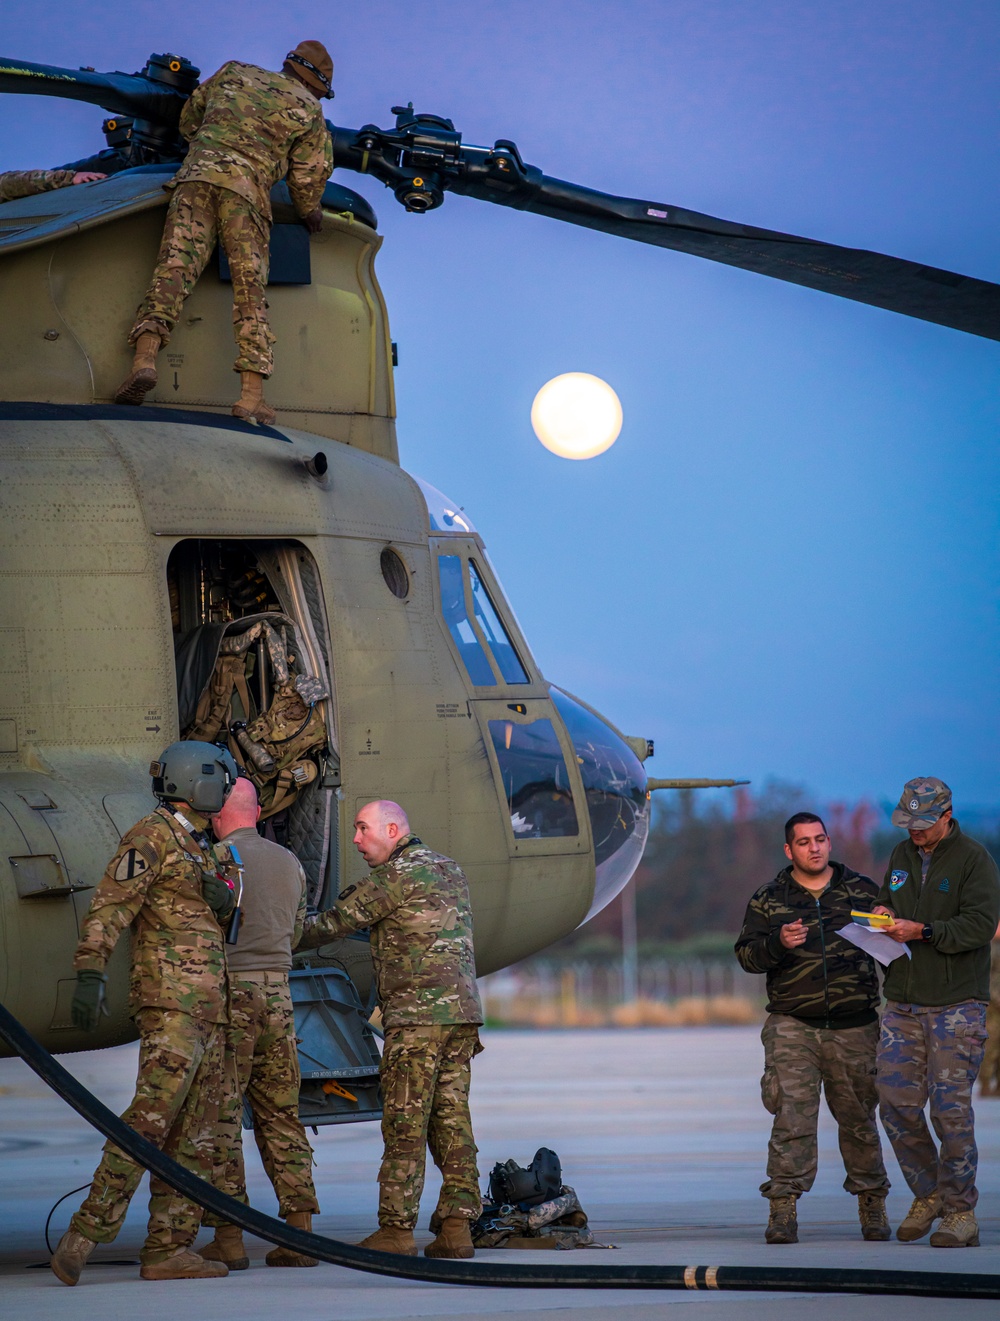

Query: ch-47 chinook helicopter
left=0, top=51, right=996, bottom=1127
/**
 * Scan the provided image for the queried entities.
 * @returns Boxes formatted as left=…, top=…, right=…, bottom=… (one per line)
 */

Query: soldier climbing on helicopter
left=114, top=41, right=334, bottom=426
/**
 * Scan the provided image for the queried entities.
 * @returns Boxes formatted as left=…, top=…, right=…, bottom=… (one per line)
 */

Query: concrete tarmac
left=1, top=1025, right=998, bottom=1318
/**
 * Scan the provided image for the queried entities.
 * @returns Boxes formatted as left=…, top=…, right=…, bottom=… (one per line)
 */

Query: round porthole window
left=380, top=547, right=409, bottom=599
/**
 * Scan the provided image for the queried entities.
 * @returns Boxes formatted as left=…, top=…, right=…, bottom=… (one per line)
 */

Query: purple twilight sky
left=4, top=1, right=998, bottom=811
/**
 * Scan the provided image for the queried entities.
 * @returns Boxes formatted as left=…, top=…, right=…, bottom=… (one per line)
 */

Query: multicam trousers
left=130, top=180, right=274, bottom=375
left=759, top=1013, right=888, bottom=1199
left=378, top=1023, right=483, bottom=1230
left=877, top=999, right=988, bottom=1211
left=71, top=1008, right=224, bottom=1264
left=203, top=971, right=318, bottom=1223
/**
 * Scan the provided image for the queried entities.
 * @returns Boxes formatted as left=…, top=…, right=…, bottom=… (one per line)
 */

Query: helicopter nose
left=550, top=687, right=650, bottom=920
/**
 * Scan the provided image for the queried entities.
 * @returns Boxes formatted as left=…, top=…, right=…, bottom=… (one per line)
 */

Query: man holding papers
left=873, top=777, right=1000, bottom=1249
left=736, top=813, right=890, bottom=1246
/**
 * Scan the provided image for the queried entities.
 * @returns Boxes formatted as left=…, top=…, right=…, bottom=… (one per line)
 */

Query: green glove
left=71, top=971, right=109, bottom=1032
left=202, top=870, right=237, bottom=922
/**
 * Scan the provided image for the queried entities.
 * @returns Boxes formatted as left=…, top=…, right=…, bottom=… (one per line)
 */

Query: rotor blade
left=453, top=171, right=1000, bottom=342
left=0, top=56, right=184, bottom=123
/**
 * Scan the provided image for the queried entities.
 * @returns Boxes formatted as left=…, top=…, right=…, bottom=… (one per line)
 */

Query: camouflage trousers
left=759, top=1013, right=888, bottom=1199
left=203, top=971, right=318, bottom=1223
left=130, top=180, right=274, bottom=375
left=378, top=1023, right=483, bottom=1230
left=71, top=1008, right=223, bottom=1264
left=877, top=999, right=988, bottom=1210
left=979, top=1003, right=1000, bottom=1095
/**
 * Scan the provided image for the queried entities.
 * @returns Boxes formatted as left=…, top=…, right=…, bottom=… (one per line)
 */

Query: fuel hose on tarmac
left=2, top=1001, right=999, bottom=1301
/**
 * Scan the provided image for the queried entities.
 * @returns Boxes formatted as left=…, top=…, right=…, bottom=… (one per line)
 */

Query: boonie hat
left=284, top=40, right=334, bottom=98
left=891, top=776, right=952, bottom=830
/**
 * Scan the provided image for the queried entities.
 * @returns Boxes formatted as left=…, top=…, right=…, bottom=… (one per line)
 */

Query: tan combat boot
left=857, top=1192, right=891, bottom=1241
left=356, top=1226, right=418, bottom=1256
left=139, top=1248, right=228, bottom=1280
left=764, top=1194, right=798, bottom=1244
left=896, top=1193, right=942, bottom=1242
left=232, top=371, right=277, bottom=426
left=114, top=330, right=162, bottom=405
left=50, top=1227, right=96, bottom=1285
left=930, top=1210, right=980, bottom=1248
left=424, top=1215, right=475, bottom=1259
left=200, top=1223, right=249, bottom=1270
left=265, top=1209, right=319, bottom=1267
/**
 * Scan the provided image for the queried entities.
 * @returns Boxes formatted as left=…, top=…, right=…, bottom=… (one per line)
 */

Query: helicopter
left=0, top=50, right=994, bottom=1126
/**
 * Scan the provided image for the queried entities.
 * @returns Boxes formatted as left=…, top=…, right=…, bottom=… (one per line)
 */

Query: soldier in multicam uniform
left=114, top=40, right=334, bottom=426
left=873, top=778, right=1000, bottom=1248
left=297, top=800, right=484, bottom=1259
left=0, top=168, right=106, bottom=201
left=50, top=742, right=240, bottom=1286
left=736, top=812, right=890, bottom=1245
left=196, top=777, right=321, bottom=1271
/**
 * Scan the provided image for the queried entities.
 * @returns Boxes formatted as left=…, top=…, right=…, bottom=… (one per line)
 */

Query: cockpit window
left=415, top=477, right=477, bottom=534
left=437, top=554, right=495, bottom=686
left=468, top=562, right=528, bottom=684
left=488, top=717, right=579, bottom=838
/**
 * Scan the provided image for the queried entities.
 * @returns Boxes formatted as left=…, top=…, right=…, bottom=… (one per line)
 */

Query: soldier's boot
left=929, top=1210, right=980, bottom=1248
left=424, top=1216, right=475, bottom=1259
left=232, top=371, right=276, bottom=426
left=114, top=331, right=162, bottom=405
left=139, top=1248, right=228, bottom=1280
left=857, top=1193, right=891, bottom=1241
left=356, top=1227, right=418, bottom=1256
left=50, top=1227, right=96, bottom=1285
left=265, top=1210, right=319, bottom=1267
left=896, top=1193, right=942, bottom=1242
left=200, top=1224, right=249, bottom=1270
left=764, top=1195, right=799, bottom=1244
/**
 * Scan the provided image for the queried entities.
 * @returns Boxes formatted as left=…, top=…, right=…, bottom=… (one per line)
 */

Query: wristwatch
left=921, top=923, right=933, bottom=942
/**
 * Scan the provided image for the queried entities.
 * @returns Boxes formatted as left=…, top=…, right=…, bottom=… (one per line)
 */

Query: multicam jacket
left=0, top=169, right=76, bottom=202
left=172, top=61, right=333, bottom=222
left=735, top=862, right=880, bottom=1026
left=298, top=835, right=483, bottom=1028
left=74, top=806, right=230, bottom=1022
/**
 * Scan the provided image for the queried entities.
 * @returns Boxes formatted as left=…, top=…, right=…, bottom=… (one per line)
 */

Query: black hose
left=2, top=1000, right=999, bottom=1298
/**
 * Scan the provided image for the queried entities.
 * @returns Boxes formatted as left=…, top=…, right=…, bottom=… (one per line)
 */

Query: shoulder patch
left=339, top=884, right=357, bottom=900
left=114, top=848, right=150, bottom=882
left=889, top=870, right=908, bottom=892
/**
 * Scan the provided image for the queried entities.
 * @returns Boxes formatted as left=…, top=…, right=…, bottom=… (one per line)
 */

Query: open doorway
left=166, top=539, right=339, bottom=905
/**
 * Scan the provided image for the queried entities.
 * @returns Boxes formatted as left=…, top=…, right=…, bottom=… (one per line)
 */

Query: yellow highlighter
left=851, top=910, right=894, bottom=929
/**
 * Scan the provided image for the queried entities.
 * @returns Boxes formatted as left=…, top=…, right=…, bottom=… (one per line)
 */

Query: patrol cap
left=890, top=776, right=953, bottom=829
left=284, top=40, right=334, bottom=98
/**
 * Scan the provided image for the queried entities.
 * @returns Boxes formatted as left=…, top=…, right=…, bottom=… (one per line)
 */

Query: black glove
left=71, top=971, right=109, bottom=1032
left=202, top=870, right=237, bottom=923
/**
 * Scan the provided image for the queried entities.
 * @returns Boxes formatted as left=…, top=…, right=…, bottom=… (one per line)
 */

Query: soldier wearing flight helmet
left=51, top=742, right=242, bottom=1285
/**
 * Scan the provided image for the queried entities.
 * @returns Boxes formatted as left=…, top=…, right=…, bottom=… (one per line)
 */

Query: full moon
left=530, top=373, right=623, bottom=460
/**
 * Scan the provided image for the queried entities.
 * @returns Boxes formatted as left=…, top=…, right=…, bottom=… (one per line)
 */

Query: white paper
left=837, top=922, right=912, bottom=967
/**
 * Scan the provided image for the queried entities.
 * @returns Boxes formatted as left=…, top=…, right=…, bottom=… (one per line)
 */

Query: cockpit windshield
left=437, top=554, right=494, bottom=686
left=414, top=477, right=477, bottom=535
left=469, top=562, right=528, bottom=684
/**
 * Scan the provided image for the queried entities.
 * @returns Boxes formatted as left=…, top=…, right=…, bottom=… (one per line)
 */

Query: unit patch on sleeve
left=114, top=848, right=150, bottom=882
left=889, top=869, right=908, bottom=892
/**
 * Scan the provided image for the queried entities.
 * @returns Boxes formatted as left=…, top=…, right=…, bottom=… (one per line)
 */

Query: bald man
left=197, top=778, right=321, bottom=1270
left=298, top=801, right=484, bottom=1259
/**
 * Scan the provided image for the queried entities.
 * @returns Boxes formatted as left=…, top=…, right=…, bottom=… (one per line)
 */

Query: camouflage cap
left=284, top=40, right=334, bottom=98
left=890, top=776, right=953, bottom=829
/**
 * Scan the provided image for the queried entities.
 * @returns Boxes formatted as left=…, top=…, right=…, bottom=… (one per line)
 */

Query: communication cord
left=2, top=1000, right=999, bottom=1299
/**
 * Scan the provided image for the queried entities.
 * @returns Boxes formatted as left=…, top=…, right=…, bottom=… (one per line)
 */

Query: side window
left=488, top=717, right=579, bottom=838
left=437, top=554, right=495, bottom=687
left=469, top=561, right=528, bottom=684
